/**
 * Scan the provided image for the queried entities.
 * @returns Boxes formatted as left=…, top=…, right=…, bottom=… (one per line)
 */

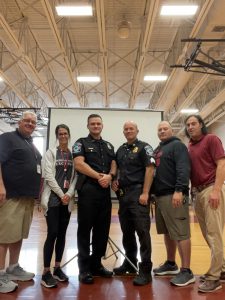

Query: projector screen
left=48, top=108, right=163, bottom=151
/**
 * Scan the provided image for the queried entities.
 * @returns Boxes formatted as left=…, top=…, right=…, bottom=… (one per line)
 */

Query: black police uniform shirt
left=0, top=129, right=42, bottom=198
left=116, top=139, right=155, bottom=188
left=72, top=134, right=115, bottom=175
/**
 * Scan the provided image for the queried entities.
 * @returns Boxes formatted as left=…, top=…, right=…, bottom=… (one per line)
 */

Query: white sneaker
left=6, top=264, right=35, bottom=281
left=0, top=273, right=18, bottom=293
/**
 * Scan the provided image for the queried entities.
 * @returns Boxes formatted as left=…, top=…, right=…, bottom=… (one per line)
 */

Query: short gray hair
left=21, top=111, right=37, bottom=121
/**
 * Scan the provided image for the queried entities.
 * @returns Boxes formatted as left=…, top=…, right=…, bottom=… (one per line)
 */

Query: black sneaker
left=53, top=267, right=69, bottom=282
left=113, top=261, right=137, bottom=276
left=91, top=266, right=113, bottom=277
left=41, top=271, right=57, bottom=288
left=79, top=272, right=94, bottom=284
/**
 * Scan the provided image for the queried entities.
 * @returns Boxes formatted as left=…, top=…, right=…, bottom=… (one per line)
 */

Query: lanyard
left=60, top=149, right=69, bottom=172
left=24, top=139, right=38, bottom=161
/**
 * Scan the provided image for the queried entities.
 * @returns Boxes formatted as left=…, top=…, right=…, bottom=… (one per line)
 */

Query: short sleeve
left=0, top=133, right=13, bottom=163
left=72, top=138, right=85, bottom=158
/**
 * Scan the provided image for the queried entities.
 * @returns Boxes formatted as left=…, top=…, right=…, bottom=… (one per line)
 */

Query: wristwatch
left=110, top=173, right=116, bottom=180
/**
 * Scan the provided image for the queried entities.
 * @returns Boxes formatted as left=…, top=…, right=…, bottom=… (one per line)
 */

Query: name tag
left=37, top=164, right=41, bottom=174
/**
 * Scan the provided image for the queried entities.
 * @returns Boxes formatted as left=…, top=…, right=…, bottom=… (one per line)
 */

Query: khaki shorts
left=0, top=197, right=35, bottom=243
left=155, top=194, right=190, bottom=241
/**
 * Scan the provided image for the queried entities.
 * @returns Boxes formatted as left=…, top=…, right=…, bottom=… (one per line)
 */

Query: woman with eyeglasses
left=40, top=124, right=76, bottom=288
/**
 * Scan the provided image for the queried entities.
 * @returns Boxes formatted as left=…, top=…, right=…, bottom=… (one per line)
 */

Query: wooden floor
left=1, top=203, right=225, bottom=300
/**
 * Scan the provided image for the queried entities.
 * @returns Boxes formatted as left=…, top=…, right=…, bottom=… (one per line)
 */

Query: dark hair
left=184, top=114, right=207, bottom=138
left=87, top=114, right=102, bottom=124
left=55, top=124, right=71, bottom=139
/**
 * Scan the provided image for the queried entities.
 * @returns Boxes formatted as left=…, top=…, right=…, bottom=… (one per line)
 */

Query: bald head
left=123, top=121, right=139, bottom=144
left=157, top=121, right=173, bottom=142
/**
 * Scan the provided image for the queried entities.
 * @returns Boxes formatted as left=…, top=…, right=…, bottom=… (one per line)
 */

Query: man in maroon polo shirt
left=185, top=114, right=225, bottom=293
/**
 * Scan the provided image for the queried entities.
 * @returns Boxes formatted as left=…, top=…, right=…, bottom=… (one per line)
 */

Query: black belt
left=121, top=184, right=143, bottom=192
left=192, top=182, right=214, bottom=193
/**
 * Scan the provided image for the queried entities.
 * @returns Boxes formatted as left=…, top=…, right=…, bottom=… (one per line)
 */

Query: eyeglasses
left=58, top=133, right=69, bottom=136
left=22, top=119, right=37, bottom=125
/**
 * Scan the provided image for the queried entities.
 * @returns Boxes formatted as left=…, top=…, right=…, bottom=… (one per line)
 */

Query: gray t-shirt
left=48, top=148, right=73, bottom=207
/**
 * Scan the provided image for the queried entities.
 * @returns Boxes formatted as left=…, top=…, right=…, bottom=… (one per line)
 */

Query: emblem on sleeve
left=107, top=143, right=112, bottom=149
left=144, top=145, right=153, bottom=156
left=72, top=142, right=82, bottom=153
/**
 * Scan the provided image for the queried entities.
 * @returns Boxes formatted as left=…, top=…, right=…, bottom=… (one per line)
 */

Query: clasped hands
left=98, top=173, right=112, bottom=188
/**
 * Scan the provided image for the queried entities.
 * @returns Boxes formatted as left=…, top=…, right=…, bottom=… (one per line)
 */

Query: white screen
left=48, top=108, right=163, bottom=151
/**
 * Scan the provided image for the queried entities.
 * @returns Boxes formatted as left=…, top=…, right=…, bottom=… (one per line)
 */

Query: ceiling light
left=180, top=108, right=199, bottom=114
left=160, top=5, right=198, bottom=16
left=77, top=76, right=100, bottom=82
left=144, top=75, right=168, bottom=81
left=0, top=77, right=3, bottom=82
left=56, top=5, right=93, bottom=16
left=117, top=20, right=131, bottom=39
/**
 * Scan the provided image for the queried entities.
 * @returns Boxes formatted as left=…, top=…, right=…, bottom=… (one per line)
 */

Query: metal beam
left=129, top=0, right=159, bottom=108
left=0, top=13, right=57, bottom=107
left=155, top=0, right=215, bottom=112
left=0, top=70, right=32, bottom=107
left=96, top=0, right=109, bottom=107
left=40, top=0, right=82, bottom=106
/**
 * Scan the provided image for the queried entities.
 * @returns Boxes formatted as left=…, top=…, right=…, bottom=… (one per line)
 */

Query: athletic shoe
left=53, top=267, right=69, bottom=282
left=0, top=273, right=18, bottom=293
left=200, top=272, right=225, bottom=283
left=6, top=264, right=35, bottom=281
left=41, top=271, right=57, bottom=288
left=198, top=280, right=222, bottom=293
left=153, top=261, right=179, bottom=276
left=170, top=269, right=195, bottom=286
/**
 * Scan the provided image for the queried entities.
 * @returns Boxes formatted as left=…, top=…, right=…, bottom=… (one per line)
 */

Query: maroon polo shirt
left=188, top=134, right=225, bottom=187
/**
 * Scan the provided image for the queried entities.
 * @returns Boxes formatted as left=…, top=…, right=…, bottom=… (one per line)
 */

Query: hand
left=98, top=174, right=111, bottom=188
left=0, top=183, right=6, bottom=203
left=139, top=192, right=149, bottom=206
left=172, top=192, right=183, bottom=208
left=37, top=204, right=42, bottom=212
left=61, top=194, right=70, bottom=205
left=111, top=180, right=119, bottom=192
left=208, top=190, right=220, bottom=209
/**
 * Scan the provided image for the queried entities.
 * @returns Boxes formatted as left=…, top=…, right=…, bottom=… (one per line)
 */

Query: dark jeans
left=77, top=181, right=111, bottom=273
left=118, top=186, right=152, bottom=264
left=43, top=205, right=71, bottom=267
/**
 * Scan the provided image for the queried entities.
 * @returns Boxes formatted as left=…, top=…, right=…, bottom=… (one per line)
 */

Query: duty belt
left=192, top=182, right=214, bottom=194
left=118, top=184, right=143, bottom=197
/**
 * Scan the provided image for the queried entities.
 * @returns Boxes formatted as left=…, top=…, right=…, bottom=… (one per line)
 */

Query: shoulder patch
left=144, top=145, right=153, bottom=156
left=72, top=142, right=82, bottom=154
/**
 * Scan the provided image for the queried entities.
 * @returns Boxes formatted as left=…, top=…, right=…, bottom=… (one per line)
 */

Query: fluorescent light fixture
left=180, top=108, right=199, bottom=114
left=160, top=5, right=198, bottom=16
left=144, top=75, right=168, bottom=81
left=0, top=76, right=3, bottom=82
left=77, top=76, right=100, bottom=82
left=56, top=5, right=93, bottom=16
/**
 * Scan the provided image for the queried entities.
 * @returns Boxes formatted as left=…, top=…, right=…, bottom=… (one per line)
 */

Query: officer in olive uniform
left=72, top=114, right=116, bottom=284
left=112, top=121, right=155, bottom=286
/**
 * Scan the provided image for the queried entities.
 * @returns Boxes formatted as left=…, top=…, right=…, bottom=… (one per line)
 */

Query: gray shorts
left=155, top=194, right=190, bottom=240
left=0, top=197, right=35, bottom=243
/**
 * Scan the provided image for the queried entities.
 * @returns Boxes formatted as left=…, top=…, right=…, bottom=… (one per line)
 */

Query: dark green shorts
left=155, top=194, right=190, bottom=240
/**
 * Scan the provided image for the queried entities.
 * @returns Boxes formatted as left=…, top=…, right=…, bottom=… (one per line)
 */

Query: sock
left=181, top=267, right=191, bottom=273
left=167, top=260, right=176, bottom=266
left=8, top=263, right=19, bottom=271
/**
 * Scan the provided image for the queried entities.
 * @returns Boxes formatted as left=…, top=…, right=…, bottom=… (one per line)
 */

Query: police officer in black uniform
left=72, top=114, right=116, bottom=284
left=112, top=121, right=155, bottom=286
